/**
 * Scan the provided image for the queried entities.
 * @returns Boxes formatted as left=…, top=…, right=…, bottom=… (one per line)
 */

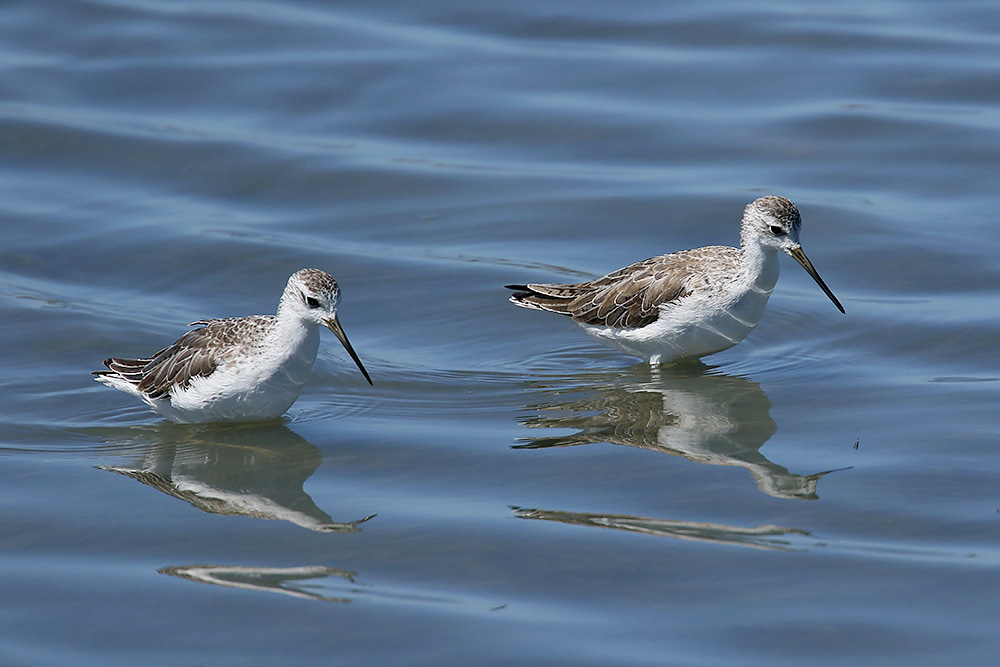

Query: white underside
left=581, top=249, right=780, bottom=364
left=98, top=326, right=321, bottom=423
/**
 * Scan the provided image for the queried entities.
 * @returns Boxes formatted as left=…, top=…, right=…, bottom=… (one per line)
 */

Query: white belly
left=582, top=261, right=779, bottom=364
left=160, top=330, right=320, bottom=423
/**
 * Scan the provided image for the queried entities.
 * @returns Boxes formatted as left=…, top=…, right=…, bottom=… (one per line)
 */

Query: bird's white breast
left=166, top=325, right=321, bottom=423
left=582, top=248, right=780, bottom=363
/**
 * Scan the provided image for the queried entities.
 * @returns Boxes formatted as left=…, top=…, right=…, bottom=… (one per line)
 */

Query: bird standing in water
left=506, top=196, right=844, bottom=364
left=95, top=268, right=372, bottom=422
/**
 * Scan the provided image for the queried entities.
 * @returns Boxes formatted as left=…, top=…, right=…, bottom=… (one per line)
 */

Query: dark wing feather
left=507, top=248, right=737, bottom=329
left=94, top=318, right=269, bottom=399
left=137, top=328, right=220, bottom=398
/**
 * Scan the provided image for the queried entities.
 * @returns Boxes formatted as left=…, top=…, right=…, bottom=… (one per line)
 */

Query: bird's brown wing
left=95, top=316, right=273, bottom=399
left=507, top=248, right=738, bottom=329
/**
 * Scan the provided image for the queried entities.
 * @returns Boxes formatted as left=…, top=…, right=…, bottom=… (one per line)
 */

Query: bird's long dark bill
left=788, top=246, right=846, bottom=314
left=325, top=316, right=373, bottom=385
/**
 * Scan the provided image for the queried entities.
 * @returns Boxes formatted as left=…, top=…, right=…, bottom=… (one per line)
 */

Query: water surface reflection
left=159, top=565, right=359, bottom=603
left=513, top=507, right=817, bottom=552
left=515, top=367, right=842, bottom=500
left=94, top=423, right=374, bottom=532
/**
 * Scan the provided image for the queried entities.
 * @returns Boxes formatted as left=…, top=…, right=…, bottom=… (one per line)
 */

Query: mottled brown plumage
left=98, top=316, right=273, bottom=399
left=507, top=247, right=741, bottom=329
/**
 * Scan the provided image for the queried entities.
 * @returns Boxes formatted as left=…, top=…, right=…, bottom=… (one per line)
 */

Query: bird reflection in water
left=94, top=422, right=375, bottom=532
left=159, top=565, right=359, bottom=603
left=513, top=507, right=817, bottom=551
left=514, top=367, right=846, bottom=500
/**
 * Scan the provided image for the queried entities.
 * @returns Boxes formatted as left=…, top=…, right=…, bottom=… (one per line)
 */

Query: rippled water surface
left=2, top=1, right=999, bottom=664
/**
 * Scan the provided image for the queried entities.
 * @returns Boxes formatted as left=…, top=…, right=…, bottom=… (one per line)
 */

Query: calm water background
left=2, top=1, right=999, bottom=664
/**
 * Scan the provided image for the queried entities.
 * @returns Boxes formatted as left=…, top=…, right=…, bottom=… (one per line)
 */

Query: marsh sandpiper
left=506, top=196, right=844, bottom=364
left=94, top=268, right=372, bottom=422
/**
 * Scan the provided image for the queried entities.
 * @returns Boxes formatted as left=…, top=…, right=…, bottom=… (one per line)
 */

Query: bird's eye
left=305, top=296, right=321, bottom=308
left=769, top=225, right=785, bottom=236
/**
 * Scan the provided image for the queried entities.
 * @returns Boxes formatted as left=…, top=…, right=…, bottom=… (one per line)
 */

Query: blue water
left=2, top=1, right=999, bottom=664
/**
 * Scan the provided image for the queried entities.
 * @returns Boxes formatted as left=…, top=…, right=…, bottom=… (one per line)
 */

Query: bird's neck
left=739, top=241, right=781, bottom=293
left=268, top=310, right=319, bottom=360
